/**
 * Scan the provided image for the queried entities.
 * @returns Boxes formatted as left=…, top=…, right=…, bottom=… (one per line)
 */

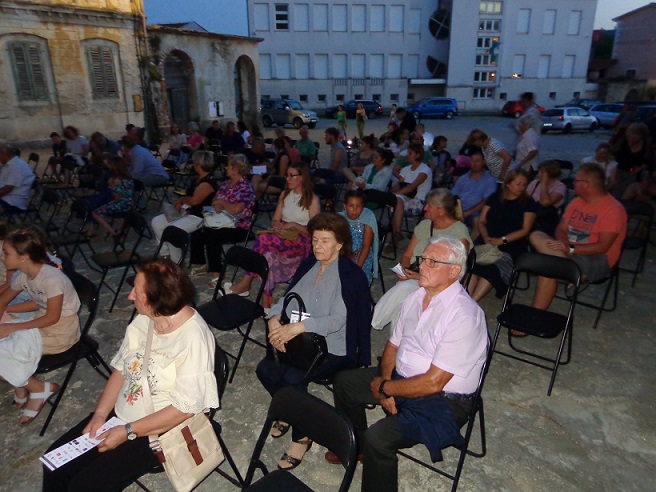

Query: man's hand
left=380, top=396, right=398, bottom=415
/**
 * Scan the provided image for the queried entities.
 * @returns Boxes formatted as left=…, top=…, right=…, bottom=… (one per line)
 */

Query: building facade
left=0, top=0, right=147, bottom=145
left=248, top=0, right=598, bottom=112
left=608, top=3, right=656, bottom=84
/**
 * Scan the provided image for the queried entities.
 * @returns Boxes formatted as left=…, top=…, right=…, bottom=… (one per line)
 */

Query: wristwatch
left=378, top=380, right=391, bottom=399
left=125, top=422, right=137, bottom=441
left=569, top=244, right=576, bottom=255
left=502, top=236, right=508, bottom=244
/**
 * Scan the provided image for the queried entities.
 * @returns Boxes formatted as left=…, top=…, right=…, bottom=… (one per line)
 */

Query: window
left=253, top=3, right=270, bottom=31
left=276, top=54, right=291, bottom=79
left=474, top=71, right=496, bottom=82
left=299, top=94, right=308, bottom=102
left=538, top=55, right=551, bottom=78
left=407, top=55, right=419, bottom=78
left=517, top=9, right=530, bottom=34
left=313, top=4, right=328, bottom=31
left=333, top=54, right=347, bottom=78
left=473, top=88, right=494, bottom=98
left=370, top=54, right=384, bottom=78
left=479, top=19, right=500, bottom=32
left=371, top=5, right=385, bottom=31
left=352, top=54, right=366, bottom=78
left=296, top=54, right=310, bottom=79
left=280, top=94, right=289, bottom=100
left=407, top=92, right=415, bottom=101
left=388, top=54, right=402, bottom=78
left=572, top=91, right=581, bottom=99
left=626, top=69, right=637, bottom=78
left=476, top=54, right=493, bottom=65
left=389, top=5, right=404, bottom=32
left=318, top=94, right=326, bottom=102
left=354, top=93, right=364, bottom=100
left=275, top=4, right=289, bottom=30
left=543, top=10, right=556, bottom=34
left=568, top=10, right=582, bottom=35
left=333, top=4, right=347, bottom=32
left=352, top=4, right=366, bottom=32
left=261, top=94, right=270, bottom=100
left=500, top=92, right=507, bottom=100
left=390, top=93, right=399, bottom=102
left=9, top=40, right=49, bottom=101
left=85, top=44, right=119, bottom=99
left=260, top=54, right=272, bottom=79
left=512, top=54, right=525, bottom=76
left=408, top=8, right=421, bottom=34
left=336, top=94, right=345, bottom=101
left=549, top=92, right=556, bottom=100
left=477, top=37, right=499, bottom=49
left=314, top=54, right=329, bottom=78
left=561, top=55, right=575, bottom=78
left=479, top=1, right=502, bottom=14
left=294, top=4, right=309, bottom=31
left=373, top=94, right=381, bottom=101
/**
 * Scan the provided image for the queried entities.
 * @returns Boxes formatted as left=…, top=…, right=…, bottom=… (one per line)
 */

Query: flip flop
left=20, top=382, right=59, bottom=425
left=277, top=439, right=312, bottom=470
left=270, top=421, right=290, bottom=439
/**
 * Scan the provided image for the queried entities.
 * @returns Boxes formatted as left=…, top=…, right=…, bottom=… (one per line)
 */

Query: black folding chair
left=620, top=200, right=653, bottom=287
left=134, top=340, right=244, bottom=490
left=365, top=189, right=398, bottom=259
left=36, top=271, right=112, bottom=436
left=243, top=386, right=357, bottom=492
left=397, top=347, right=489, bottom=492
left=491, top=253, right=581, bottom=395
left=90, top=211, right=148, bottom=312
left=461, top=248, right=477, bottom=290
left=50, top=199, right=97, bottom=270
left=197, top=246, right=268, bottom=382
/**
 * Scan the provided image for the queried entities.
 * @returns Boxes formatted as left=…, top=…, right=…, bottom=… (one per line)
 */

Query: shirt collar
left=416, top=279, right=463, bottom=308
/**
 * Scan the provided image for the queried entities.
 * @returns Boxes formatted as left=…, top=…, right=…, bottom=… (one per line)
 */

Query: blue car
left=407, top=97, right=459, bottom=120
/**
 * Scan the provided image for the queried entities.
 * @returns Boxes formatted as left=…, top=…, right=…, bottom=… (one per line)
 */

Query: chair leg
left=39, top=359, right=80, bottom=436
left=108, top=265, right=131, bottom=313
left=229, top=320, right=257, bottom=384
left=214, top=435, right=245, bottom=487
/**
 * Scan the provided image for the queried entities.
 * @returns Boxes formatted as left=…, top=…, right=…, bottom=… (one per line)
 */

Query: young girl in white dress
left=0, top=228, right=80, bottom=424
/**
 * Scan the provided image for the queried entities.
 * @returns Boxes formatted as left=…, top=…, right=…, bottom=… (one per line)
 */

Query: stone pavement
left=1, top=117, right=655, bottom=491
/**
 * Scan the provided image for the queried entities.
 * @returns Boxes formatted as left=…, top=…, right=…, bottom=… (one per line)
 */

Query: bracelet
left=378, top=380, right=391, bottom=399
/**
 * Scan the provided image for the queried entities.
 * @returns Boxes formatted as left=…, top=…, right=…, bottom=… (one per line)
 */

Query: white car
left=541, top=107, right=598, bottom=134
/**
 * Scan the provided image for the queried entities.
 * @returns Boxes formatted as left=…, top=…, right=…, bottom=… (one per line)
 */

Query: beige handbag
left=141, top=323, right=224, bottom=492
left=474, top=244, right=504, bottom=266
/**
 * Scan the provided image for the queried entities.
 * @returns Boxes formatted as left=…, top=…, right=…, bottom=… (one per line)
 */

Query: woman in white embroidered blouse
left=43, top=259, right=218, bottom=491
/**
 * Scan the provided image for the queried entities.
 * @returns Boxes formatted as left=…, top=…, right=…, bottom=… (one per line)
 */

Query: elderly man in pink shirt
left=327, top=236, right=488, bottom=492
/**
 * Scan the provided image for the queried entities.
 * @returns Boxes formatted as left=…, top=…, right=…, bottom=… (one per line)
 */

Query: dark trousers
left=333, top=367, right=470, bottom=492
left=190, top=227, right=249, bottom=272
left=256, top=353, right=352, bottom=441
left=42, top=412, right=160, bottom=492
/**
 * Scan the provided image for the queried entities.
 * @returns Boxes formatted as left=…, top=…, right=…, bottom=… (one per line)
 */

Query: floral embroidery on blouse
left=123, top=353, right=157, bottom=405
left=213, top=177, right=256, bottom=229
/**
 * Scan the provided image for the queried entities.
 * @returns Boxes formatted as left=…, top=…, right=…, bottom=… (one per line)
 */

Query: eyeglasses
left=415, top=256, right=456, bottom=268
left=573, top=179, right=589, bottom=184
left=285, top=173, right=301, bottom=178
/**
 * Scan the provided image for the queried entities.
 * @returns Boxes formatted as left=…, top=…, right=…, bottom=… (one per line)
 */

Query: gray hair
left=228, top=153, right=251, bottom=177
left=192, top=150, right=214, bottom=172
left=188, top=122, right=200, bottom=132
left=428, top=235, right=467, bottom=281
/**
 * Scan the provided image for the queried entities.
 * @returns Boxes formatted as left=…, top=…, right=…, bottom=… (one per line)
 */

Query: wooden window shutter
left=9, top=42, right=48, bottom=101
left=88, top=45, right=119, bottom=99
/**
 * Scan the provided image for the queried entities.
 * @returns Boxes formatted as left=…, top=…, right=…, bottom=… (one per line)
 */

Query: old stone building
left=0, top=0, right=147, bottom=145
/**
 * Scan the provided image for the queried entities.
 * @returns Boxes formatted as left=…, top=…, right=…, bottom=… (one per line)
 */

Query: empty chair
left=491, top=253, right=581, bottom=395
left=243, top=387, right=357, bottom=492
left=620, top=200, right=653, bottom=286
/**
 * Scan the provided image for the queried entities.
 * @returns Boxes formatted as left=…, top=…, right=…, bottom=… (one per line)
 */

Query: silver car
left=541, top=107, right=598, bottom=134
left=588, top=103, right=623, bottom=129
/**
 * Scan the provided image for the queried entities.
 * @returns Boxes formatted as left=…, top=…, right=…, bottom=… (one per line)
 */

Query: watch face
left=128, top=432, right=137, bottom=441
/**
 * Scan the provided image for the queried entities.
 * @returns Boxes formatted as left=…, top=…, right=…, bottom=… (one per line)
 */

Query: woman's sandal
left=278, top=438, right=312, bottom=470
left=270, top=421, right=290, bottom=439
left=13, top=394, right=28, bottom=409
left=20, top=382, right=59, bottom=425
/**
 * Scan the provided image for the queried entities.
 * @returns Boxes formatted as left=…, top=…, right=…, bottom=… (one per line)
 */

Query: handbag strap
left=139, top=321, right=159, bottom=445
left=279, top=292, right=306, bottom=325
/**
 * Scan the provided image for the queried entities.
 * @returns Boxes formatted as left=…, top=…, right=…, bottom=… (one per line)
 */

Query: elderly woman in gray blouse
left=256, top=212, right=371, bottom=472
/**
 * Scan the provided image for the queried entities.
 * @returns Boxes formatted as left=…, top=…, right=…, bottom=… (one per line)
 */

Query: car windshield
left=286, top=100, right=303, bottom=110
left=416, top=98, right=432, bottom=105
left=544, top=109, right=564, bottom=117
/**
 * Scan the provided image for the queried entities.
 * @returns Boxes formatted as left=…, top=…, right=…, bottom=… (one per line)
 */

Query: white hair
left=428, top=235, right=467, bottom=280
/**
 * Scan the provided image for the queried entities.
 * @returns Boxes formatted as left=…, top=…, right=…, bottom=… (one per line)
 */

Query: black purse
left=268, top=292, right=328, bottom=379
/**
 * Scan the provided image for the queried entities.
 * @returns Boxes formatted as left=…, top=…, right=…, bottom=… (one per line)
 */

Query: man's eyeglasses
left=285, top=173, right=301, bottom=178
left=573, top=179, right=589, bottom=183
left=415, top=256, right=456, bottom=268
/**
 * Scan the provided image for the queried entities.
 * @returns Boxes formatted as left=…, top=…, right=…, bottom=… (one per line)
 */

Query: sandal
left=270, top=421, right=290, bottom=439
left=510, top=329, right=529, bottom=337
left=278, top=438, right=312, bottom=470
left=223, top=282, right=250, bottom=297
left=13, top=394, right=28, bottom=409
left=208, top=277, right=219, bottom=290
left=20, top=382, right=59, bottom=425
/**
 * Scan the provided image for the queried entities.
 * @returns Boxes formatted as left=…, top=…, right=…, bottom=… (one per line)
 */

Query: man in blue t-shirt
left=451, top=151, right=496, bottom=240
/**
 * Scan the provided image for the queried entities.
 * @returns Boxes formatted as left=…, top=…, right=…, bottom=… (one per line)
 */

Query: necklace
left=153, top=310, right=183, bottom=335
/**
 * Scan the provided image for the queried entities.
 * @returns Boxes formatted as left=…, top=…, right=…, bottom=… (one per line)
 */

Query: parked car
left=555, top=98, right=602, bottom=110
left=588, top=103, right=624, bottom=128
left=501, top=100, right=546, bottom=118
left=260, top=98, right=318, bottom=129
left=635, top=105, right=656, bottom=125
left=325, top=99, right=384, bottom=119
left=407, top=97, right=459, bottom=120
left=541, top=107, right=598, bottom=134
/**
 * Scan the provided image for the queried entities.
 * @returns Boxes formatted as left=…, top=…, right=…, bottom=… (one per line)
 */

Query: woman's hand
left=271, top=219, right=283, bottom=230
left=268, top=322, right=304, bottom=353
left=546, top=240, right=569, bottom=253
left=212, top=201, right=224, bottom=213
left=83, top=413, right=107, bottom=439
left=96, top=425, right=127, bottom=452
left=280, top=222, right=297, bottom=231
left=484, top=236, right=503, bottom=246
left=0, top=323, right=17, bottom=339
left=401, top=268, right=420, bottom=281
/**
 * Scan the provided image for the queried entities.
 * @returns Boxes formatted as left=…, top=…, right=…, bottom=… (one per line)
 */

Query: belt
left=439, top=391, right=476, bottom=402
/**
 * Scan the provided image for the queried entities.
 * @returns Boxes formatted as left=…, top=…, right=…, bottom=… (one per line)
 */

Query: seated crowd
left=0, top=110, right=646, bottom=492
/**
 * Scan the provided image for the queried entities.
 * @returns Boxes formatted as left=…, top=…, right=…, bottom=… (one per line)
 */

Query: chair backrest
left=220, top=246, right=269, bottom=302
left=65, top=270, right=100, bottom=337
left=214, top=340, right=230, bottom=404
left=513, top=253, right=581, bottom=286
left=314, top=183, right=337, bottom=201
left=623, top=200, right=654, bottom=223
left=245, top=386, right=357, bottom=491
left=461, top=247, right=477, bottom=289
left=365, top=189, right=397, bottom=208
left=156, top=225, right=190, bottom=264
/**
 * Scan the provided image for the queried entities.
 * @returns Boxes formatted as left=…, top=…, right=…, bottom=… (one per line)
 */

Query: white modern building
left=247, top=0, right=599, bottom=112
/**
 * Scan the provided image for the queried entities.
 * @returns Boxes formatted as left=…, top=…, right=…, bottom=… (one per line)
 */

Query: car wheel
left=445, top=111, right=454, bottom=120
left=262, top=115, right=273, bottom=128
left=589, top=121, right=597, bottom=132
left=514, top=111, right=522, bottom=119
left=367, top=111, right=377, bottom=119
left=563, top=124, right=572, bottom=134
left=293, top=117, right=304, bottom=129
left=413, top=111, right=421, bottom=120
left=308, top=122, right=316, bottom=129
